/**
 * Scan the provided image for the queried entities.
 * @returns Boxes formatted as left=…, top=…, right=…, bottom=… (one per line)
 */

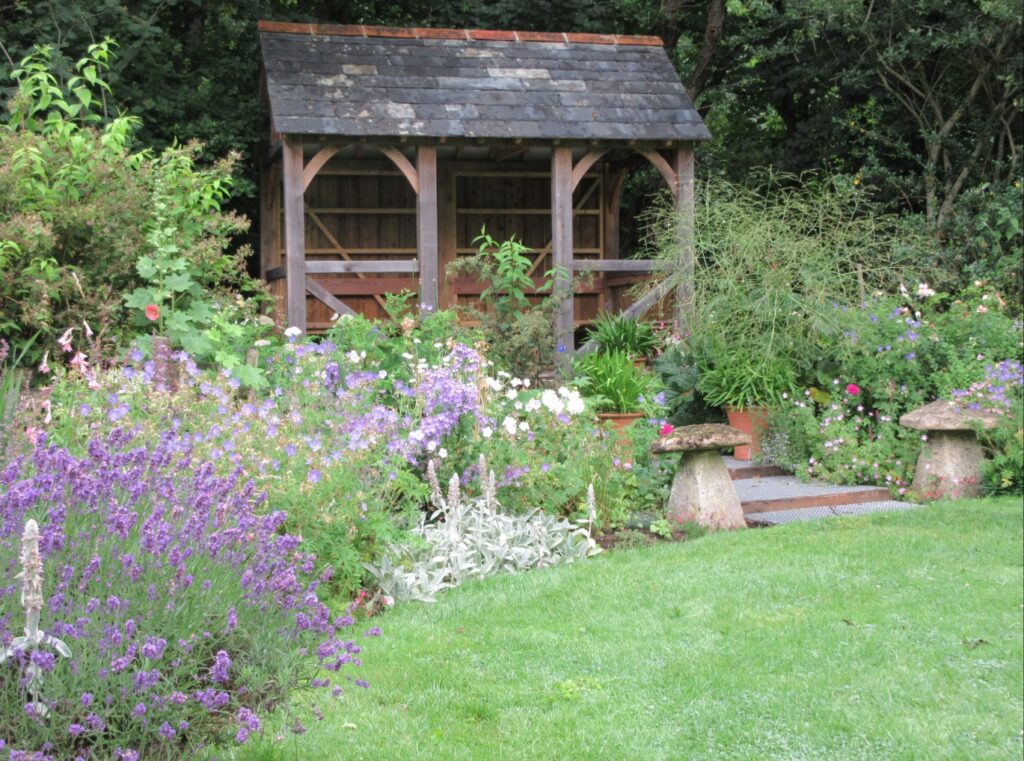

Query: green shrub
left=574, top=351, right=663, bottom=414
left=585, top=312, right=659, bottom=357
left=0, top=41, right=265, bottom=370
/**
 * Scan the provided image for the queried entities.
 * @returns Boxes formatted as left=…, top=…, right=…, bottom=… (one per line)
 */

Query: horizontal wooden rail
left=315, top=276, right=419, bottom=297
left=266, top=261, right=420, bottom=280
left=572, top=259, right=672, bottom=272
left=452, top=276, right=605, bottom=296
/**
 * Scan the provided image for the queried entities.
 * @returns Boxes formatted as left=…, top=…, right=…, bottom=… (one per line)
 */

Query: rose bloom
left=660, top=423, right=674, bottom=436
left=145, top=304, right=161, bottom=321
left=845, top=383, right=861, bottom=396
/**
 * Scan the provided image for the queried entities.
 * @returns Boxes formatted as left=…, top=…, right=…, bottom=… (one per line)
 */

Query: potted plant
left=696, top=357, right=796, bottom=460
left=574, top=351, right=663, bottom=442
left=584, top=312, right=659, bottom=369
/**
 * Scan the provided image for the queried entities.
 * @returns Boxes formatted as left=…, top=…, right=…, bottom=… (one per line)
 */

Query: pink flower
left=38, top=351, right=50, bottom=374
left=145, top=304, right=161, bottom=321
left=845, top=383, right=861, bottom=395
left=660, top=423, right=674, bottom=436
left=57, top=327, right=74, bottom=353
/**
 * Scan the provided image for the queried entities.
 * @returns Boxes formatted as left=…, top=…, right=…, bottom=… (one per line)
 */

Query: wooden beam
left=282, top=138, right=307, bottom=334
left=374, top=146, right=419, bottom=194
left=302, top=146, right=340, bottom=191
left=551, top=146, right=575, bottom=377
left=452, top=276, right=605, bottom=296
left=306, top=260, right=420, bottom=274
left=493, top=145, right=530, bottom=162
left=416, top=145, right=439, bottom=310
left=314, top=276, right=420, bottom=296
left=437, top=161, right=457, bottom=310
left=675, top=144, right=695, bottom=331
left=572, top=260, right=671, bottom=273
left=571, top=149, right=609, bottom=192
left=638, top=149, right=677, bottom=191
left=305, top=276, right=357, bottom=317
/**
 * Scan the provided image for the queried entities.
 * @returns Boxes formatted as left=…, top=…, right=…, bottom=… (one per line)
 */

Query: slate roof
left=259, top=22, right=711, bottom=143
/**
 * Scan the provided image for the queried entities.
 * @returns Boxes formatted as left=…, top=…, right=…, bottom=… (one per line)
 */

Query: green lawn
left=237, top=499, right=1023, bottom=761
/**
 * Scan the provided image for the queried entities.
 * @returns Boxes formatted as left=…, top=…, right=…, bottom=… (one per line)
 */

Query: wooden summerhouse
left=257, top=21, right=710, bottom=369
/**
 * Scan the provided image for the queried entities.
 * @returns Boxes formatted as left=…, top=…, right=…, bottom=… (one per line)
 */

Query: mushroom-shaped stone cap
left=651, top=423, right=751, bottom=454
left=900, top=399, right=1001, bottom=431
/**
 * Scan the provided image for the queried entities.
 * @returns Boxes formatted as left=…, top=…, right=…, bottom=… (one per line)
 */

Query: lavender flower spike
left=2, top=520, right=72, bottom=717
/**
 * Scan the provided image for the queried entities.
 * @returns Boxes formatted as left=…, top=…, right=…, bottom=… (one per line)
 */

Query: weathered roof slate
left=259, top=22, right=711, bottom=142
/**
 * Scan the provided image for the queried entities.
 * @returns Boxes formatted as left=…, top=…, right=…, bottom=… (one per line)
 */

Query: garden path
left=725, top=456, right=919, bottom=526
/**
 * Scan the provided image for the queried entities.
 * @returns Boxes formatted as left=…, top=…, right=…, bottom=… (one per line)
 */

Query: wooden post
left=551, top=146, right=575, bottom=377
left=282, top=138, right=307, bottom=334
left=603, top=164, right=625, bottom=312
left=674, top=144, right=695, bottom=336
left=416, top=145, right=439, bottom=311
left=437, top=161, right=457, bottom=310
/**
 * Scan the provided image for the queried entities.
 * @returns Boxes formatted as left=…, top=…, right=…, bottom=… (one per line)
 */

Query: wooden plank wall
left=263, top=159, right=669, bottom=331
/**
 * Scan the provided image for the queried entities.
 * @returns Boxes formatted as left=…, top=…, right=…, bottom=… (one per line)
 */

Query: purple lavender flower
left=209, top=650, right=232, bottom=684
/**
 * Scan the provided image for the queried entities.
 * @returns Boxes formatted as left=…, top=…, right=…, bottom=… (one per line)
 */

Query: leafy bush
left=644, top=172, right=931, bottom=391
left=574, top=351, right=663, bottom=414
left=584, top=312, right=659, bottom=357
left=0, top=42, right=265, bottom=369
left=763, top=284, right=1023, bottom=495
left=448, top=229, right=567, bottom=380
left=0, top=430, right=369, bottom=758
left=365, top=460, right=599, bottom=604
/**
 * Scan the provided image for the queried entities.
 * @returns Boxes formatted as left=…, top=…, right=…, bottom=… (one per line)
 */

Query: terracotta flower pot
left=597, top=412, right=644, bottom=458
left=724, top=406, right=769, bottom=461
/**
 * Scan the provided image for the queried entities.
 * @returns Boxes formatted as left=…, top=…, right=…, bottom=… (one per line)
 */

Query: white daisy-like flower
left=283, top=326, right=302, bottom=338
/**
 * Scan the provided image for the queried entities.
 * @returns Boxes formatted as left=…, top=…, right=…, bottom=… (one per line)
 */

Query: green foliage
left=697, top=355, right=796, bottom=410
left=449, top=229, right=565, bottom=379
left=0, top=42, right=266, bottom=371
left=652, top=341, right=723, bottom=425
left=585, top=311, right=659, bottom=357
left=574, top=351, right=662, bottom=414
left=647, top=173, right=931, bottom=402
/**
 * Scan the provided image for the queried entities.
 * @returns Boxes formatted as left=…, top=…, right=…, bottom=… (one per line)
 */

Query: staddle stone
left=900, top=400, right=1001, bottom=499
left=652, top=424, right=750, bottom=531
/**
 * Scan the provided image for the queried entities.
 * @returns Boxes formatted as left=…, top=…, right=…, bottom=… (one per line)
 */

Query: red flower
left=846, top=383, right=861, bottom=395
left=660, top=423, right=675, bottom=436
left=145, top=304, right=160, bottom=322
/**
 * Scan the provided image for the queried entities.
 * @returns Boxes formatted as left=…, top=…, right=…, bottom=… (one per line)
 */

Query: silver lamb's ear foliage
left=364, top=468, right=601, bottom=605
left=446, top=474, right=461, bottom=516
left=3, top=519, right=72, bottom=717
left=426, top=459, right=443, bottom=506
left=587, top=483, right=597, bottom=536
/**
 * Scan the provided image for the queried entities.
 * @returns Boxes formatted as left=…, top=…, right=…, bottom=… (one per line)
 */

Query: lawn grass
left=234, top=498, right=1023, bottom=761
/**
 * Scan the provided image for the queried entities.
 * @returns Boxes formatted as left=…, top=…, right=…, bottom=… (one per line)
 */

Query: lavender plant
left=0, top=430, right=372, bottom=758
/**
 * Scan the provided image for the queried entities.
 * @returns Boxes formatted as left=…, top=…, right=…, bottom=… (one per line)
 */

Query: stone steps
left=721, top=456, right=918, bottom=526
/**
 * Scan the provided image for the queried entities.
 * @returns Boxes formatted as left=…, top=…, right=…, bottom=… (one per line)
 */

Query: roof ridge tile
left=257, top=20, right=663, bottom=48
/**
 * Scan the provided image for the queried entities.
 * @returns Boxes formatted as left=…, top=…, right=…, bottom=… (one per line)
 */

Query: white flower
left=506, top=389, right=518, bottom=400
left=253, top=339, right=270, bottom=347
left=541, top=389, right=564, bottom=415
left=502, top=416, right=518, bottom=436
left=426, top=440, right=437, bottom=452
left=438, top=447, right=448, bottom=459
left=523, top=378, right=531, bottom=388
left=346, top=350, right=361, bottom=363
left=481, top=426, right=493, bottom=439
left=518, top=421, right=530, bottom=432
left=916, top=283, right=935, bottom=298
left=514, top=401, right=524, bottom=410
left=525, top=399, right=542, bottom=413
left=976, top=305, right=988, bottom=314
left=409, top=430, right=424, bottom=441
left=378, top=370, right=388, bottom=379
left=565, top=392, right=586, bottom=415
left=284, top=326, right=302, bottom=338
left=511, top=378, right=522, bottom=387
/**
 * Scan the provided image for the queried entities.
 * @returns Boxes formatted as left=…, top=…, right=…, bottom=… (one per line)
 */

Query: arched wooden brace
left=302, top=146, right=340, bottom=191
left=373, top=145, right=420, bottom=195
left=571, top=149, right=610, bottom=192
left=638, top=149, right=677, bottom=192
